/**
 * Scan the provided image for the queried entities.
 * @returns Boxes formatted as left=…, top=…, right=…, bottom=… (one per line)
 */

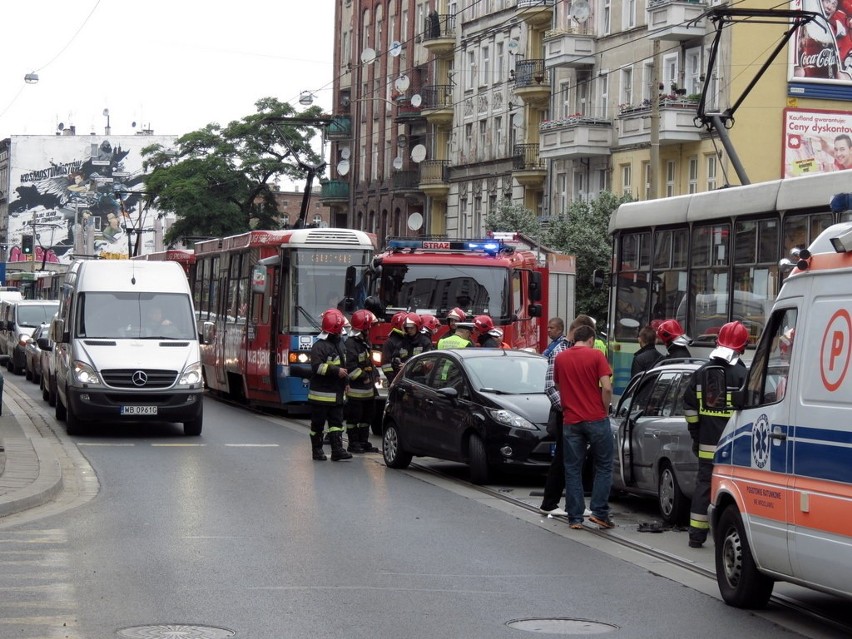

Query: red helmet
left=321, top=308, right=346, bottom=335
left=446, top=307, right=466, bottom=322
left=350, top=309, right=378, bottom=332
left=420, top=314, right=440, bottom=334
left=403, top=312, right=422, bottom=330
left=655, top=319, right=685, bottom=344
left=473, top=314, right=495, bottom=333
left=390, top=311, right=408, bottom=332
left=716, top=321, right=749, bottom=352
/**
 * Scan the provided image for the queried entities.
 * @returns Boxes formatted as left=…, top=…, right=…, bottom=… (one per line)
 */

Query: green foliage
left=545, top=192, right=632, bottom=326
left=484, top=200, right=539, bottom=236
left=141, top=97, right=327, bottom=245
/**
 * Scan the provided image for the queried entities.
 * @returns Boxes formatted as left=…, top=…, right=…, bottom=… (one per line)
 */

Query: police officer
left=437, top=322, right=474, bottom=349
left=344, top=310, right=380, bottom=454
left=683, top=321, right=749, bottom=547
left=473, top=314, right=503, bottom=348
left=381, top=311, right=408, bottom=386
left=308, top=309, right=352, bottom=461
left=656, top=319, right=692, bottom=360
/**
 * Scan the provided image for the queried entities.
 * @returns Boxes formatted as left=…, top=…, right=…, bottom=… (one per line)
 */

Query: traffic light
left=21, top=234, right=33, bottom=255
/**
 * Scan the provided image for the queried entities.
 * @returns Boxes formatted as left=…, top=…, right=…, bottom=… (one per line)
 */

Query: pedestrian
left=656, top=319, right=692, bottom=360
left=631, top=325, right=663, bottom=377
left=574, top=314, right=608, bottom=356
left=437, top=321, right=474, bottom=349
left=683, top=321, right=749, bottom=548
left=381, top=311, right=408, bottom=386
left=554, top=324, right=614, bottom=529
left=539, top=317, right=572, bottom=516
left=344, top=310, right=381, bottom=454
left=473, top=314, right=503, bottom=348
left=308, top=308, right=352, bottom=462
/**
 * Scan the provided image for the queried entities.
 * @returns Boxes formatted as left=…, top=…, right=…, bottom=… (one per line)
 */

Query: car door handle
left=770, top=431, right=787, bottom=442
left=426, top=398, right=434, bottom=405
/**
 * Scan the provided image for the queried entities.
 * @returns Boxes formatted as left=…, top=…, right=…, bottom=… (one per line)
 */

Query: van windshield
left=17, top=303, right=59, bottom=327
left=77, top=293, right=196, bottom=340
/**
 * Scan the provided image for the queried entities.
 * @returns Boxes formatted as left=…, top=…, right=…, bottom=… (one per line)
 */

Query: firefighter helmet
left=655, top=319, right=686, bottom=344
left=350, top=309, right=378, bottom=332
left=473, top=314, right=495, bottom=333
left=419, top=314, right=440, bottom=334
left=403, top=312, right=422, bottom=330
left=321, top=308, right=346, bottom=335
left=716, top=321, right=749, bottom=352
left=446, top=307, right=466, bottom=322
left=390, top=311, right=408, bottom=332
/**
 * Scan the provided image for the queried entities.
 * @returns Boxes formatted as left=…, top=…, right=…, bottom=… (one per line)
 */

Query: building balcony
left=422, top=14, right=456, bottom=57
left=419, top=160, right=450, bottom=200
left=325, top=115, right=352, bottom=141
left=544, top=27, right=596, bottom=68
left=539, top=117, right=613, bottom=159
left=395, top=98, right=425, bottom=123
left=617, top=100, right=702, bottom=145
left=420, top=85, right=454, bottom=127
left=512, top=143, right=546, bottom=188
left=392, top=168, right=421, bottom=194
left=647, top=0, right=708, bottom=41
left=516, top=0, right=555, bottom=29
left=513, top=58, right=551, bottom=108
left=319, top=179, right=350, bottom=204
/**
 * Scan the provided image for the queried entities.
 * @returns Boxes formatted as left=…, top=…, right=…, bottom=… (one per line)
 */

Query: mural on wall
left=782, top=108, right=852, bottom=177
left=7, top=135, right=176, bottom=262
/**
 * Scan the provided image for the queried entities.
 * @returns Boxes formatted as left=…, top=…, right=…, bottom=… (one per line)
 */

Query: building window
left=573, top=170, right=586, bottom=201
left=666, top=160, right=676, bottom=197
left=495, top=42, right=504, bottom=83
left=707, top=154, right=717, bottom=190
left=685, top=48, right=702, bottom=95
left=662, top=53, right=679, bottom=92
left=643, top=161, right=650, bottom=200
left=642, top=61, right=654, bottom=102
left=473, top=196, right=482, bottom=235
left=598, top=73, right=609, bottom=119
left=622, top=164, right=632, bottom=196
left=481, top=46, right=490, bottom=87
left=688, top=157, right=698, bottom=194
left=460, top=197, right=468, bottom=235
left=556, top=172, right=568, bottom=214
left=494, top=116, right=503, bottom=154
left=479, top=120, right=488, bottom=159
left=575, top=70, right=590, bottom=116
left=597, top=168, right=610, bottom=193
left=624, top=0, right=636, bottom=29
left=465, top=123, right=473, bottom=160
left=313, top=214, right=323, bottom=226
left=602, top=0, right=611, bottom=35
left=620, top=67, right=633, bottom=108
left=467, top=50, right=476, bottom=91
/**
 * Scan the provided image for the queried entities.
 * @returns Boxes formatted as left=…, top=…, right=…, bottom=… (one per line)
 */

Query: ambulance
left=710, top=221, right=852, bottom=608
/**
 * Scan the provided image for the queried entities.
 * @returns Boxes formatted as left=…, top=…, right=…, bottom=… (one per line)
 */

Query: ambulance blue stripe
left=794, top=426, right=852, bottom=445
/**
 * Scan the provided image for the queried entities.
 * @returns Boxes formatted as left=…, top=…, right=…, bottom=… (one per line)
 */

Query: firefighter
left=656, top=319, right=692, bottom=360
left=444, top=307, right=467, bottom=337
left=403, top=312, right=431, bottom=358
left=683, top=321, right=749, bottom=547
left=419, top=313, right=441, bottom=346
left=308, top=308, right=352, bottom=462
left=437, top=322, right=474, bottom=349
left=344, top=309, right=380, bottom=454
left=473, top=314, right=503, bottom=348
left=381, top=311, right=408, bottom=386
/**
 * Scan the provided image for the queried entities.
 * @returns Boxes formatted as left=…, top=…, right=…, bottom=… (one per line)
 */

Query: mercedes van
left=52, top=260, right=205, bottom=436
left=710, top=221, right=852, bottom=608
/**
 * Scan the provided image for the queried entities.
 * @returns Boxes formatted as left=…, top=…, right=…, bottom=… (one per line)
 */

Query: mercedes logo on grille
left=131, top=371, right=148, bottom=387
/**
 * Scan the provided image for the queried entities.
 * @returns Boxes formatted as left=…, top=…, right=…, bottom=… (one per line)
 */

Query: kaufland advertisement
left=782, top=108, right=852, bottom=177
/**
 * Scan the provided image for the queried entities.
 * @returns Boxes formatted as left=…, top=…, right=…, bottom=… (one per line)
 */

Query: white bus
left=607, top=171, right=852, bottom=396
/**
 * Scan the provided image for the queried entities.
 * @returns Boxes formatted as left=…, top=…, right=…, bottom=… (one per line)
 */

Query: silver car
left=610, top=360, right=705, bottom=525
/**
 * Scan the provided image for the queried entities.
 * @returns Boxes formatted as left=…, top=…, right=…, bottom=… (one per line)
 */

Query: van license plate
left=121, top=406, right=158, bottom=416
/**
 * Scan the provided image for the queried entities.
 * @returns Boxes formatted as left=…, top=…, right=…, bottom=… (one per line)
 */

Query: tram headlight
left=289, top=352, right=311, bottom=364
left=72, top=361, right=101, bottom=386
left=177, top=361, right=203, bottom=388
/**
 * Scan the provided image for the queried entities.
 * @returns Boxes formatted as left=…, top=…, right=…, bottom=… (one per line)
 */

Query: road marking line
left=150, top=443, right=206, bottom=447
left=224, top=444, right=279, bottom=447
left=77, top=443, right=135, bottom=447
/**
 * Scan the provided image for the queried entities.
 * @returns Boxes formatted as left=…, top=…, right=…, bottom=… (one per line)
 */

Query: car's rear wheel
left=468, top=434, right=490, bottom=485
left=658, top=462, right=689, bottom=526
left=715, top=504, right=774, bottom=608
left=382, top=420, right=412, bottom=469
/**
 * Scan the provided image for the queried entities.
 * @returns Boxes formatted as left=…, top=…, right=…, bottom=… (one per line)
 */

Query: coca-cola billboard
left=789, top=0, right=852, bottom=87
left=782, top=108, right=852, bottom=177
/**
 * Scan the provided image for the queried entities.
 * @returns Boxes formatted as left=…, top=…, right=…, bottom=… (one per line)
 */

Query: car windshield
left=17, top=303, right=58, bottom=327
left=463, top=355, right=547, bottom=394
left=77, top=292, right=196, bottom=340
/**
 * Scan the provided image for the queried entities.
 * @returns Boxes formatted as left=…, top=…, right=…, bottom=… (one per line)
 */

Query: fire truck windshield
left=378, top=264, right=509, bottom=319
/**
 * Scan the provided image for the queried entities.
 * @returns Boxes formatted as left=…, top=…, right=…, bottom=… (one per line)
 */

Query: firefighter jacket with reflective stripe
left=683, top=359, right=747, bottom=459
left=345, top=334, right=378, bottom=400
left=381, top=330, right=406, bottom=378
left=308, top=335, right=348, bottom=405
left=410, top=332, right=433, bottom=357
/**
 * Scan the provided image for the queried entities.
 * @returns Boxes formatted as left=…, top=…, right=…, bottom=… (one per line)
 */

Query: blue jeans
left=563, top=418, right=613, bottom=523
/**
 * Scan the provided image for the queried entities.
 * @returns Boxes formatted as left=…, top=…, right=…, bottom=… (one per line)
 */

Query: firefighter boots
left=347, top=425, right=365, bottom=453
left=359, top=425, right=380, bottom=453
left=329, top=433, right=352, bottom=461
left=310, top=433, right=327, bottom=461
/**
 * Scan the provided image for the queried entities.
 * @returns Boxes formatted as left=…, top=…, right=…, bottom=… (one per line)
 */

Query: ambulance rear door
left=788, top=287, right=852, bottom=595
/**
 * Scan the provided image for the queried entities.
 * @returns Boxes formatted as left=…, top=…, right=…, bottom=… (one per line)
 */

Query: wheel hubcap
left=722, top=527, right=743, bottom=587
left=659, top=470, right=674, bottom=516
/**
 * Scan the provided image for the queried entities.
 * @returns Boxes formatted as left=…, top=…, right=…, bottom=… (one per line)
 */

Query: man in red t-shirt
left=554, top=324, right=614, bottom=529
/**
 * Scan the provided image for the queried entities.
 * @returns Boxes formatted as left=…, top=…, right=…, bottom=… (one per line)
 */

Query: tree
left=484, top=200, right=540, bottom=236
left=141, top=97, right=327, bottom=246
left=545, top=192, right=631, bottom=327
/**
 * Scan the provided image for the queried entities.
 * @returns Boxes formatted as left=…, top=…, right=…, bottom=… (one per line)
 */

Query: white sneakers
left=540, top=507, right=569, bottom=516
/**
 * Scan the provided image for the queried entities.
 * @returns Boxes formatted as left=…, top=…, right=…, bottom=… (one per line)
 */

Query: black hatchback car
left=381, top=348, right=554, bottom=484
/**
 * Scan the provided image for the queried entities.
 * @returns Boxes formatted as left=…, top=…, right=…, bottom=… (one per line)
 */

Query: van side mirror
left=364, top=296, right=384, bottom=317
left=201, top=321, right=215, bottom=345
left=528, top=303, right=542, bottom=318
left=592, top=268, right=606, bottom=290
left=529, top=271, right=542, bottom=302
left=36, top=336, right=52, bottom=351
left=344, top=266, right=356, bottom=299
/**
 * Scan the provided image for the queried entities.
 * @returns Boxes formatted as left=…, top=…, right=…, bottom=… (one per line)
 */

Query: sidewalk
left=0, top=379, right=63, bottom=519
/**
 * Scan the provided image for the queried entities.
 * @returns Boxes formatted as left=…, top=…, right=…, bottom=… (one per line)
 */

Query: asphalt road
left=0, top=379, right=837, bottom=638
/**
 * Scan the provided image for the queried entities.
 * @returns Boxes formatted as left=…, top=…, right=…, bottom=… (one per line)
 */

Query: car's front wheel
left=183, top=406, right=203, bottom=436
left=658, top=462, right=689, bottom=526
left=382, top=420, right=412, bottom=469
left=468, top=434, right=490, bottom=485
left=715, top=503, right=774, bottom=608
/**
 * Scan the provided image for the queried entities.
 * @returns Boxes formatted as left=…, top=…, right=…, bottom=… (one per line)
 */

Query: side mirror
left=37, top=336, right=52, bottom=351
left=437, top=387, right=459, bottom=402
left=344, top=266, right=356, bottom=299
left=529, top=271, right=542, bottom=302
left=342, top=297, right=356, bottom=313
left=592, top=268, right=607, bottom=290
left=528, top=303, right=542, bottom=318
left=364, top=295, right=384, bottom=316
left=201, top=321, right=215, bottom=345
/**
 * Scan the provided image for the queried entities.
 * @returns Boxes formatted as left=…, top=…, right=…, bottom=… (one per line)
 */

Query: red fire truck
left=353, top=235, right=575, bottom=356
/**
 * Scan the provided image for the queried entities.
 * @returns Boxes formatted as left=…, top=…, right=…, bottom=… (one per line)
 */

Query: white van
left=710, top=221, right=852, bottom=608
left=52, top=260, right=205, bottom=436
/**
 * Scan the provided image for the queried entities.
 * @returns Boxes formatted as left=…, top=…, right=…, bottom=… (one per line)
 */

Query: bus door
left=244, top=263, right=276, bottom=397
left=212, top=268, right=229, bottom=390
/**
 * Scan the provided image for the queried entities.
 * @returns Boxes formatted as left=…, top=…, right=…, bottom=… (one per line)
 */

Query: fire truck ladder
left=695, top=8, right=819, bottom=185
